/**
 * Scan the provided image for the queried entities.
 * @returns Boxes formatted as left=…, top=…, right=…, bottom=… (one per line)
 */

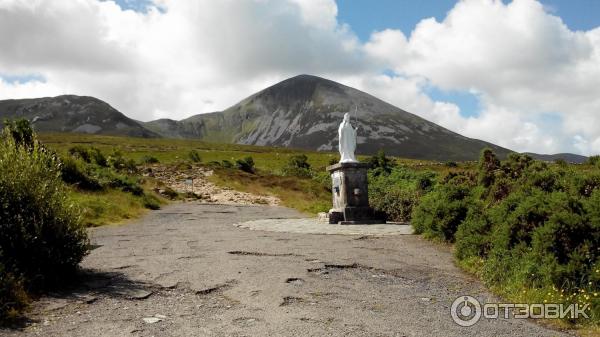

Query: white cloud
left=1, top=0, right=599, bottom=155
left=0, top=0, right=365, bottom=120
left=364, top=0, right=600, bottom=155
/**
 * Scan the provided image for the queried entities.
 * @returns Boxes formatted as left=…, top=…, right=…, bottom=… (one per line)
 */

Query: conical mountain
left=145, top=74, right=510, bottom=160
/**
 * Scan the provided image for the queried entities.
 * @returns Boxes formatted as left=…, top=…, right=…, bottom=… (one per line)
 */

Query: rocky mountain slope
left=0, top=95, right=158, bottom=138
left=145, top=75, right=511, bottom=161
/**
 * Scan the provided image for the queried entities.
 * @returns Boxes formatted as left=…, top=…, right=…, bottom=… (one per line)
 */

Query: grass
left=34, top=133, right=520, bottom=219
left=68, top=188, right=165, bottom=227
left=38, top=132, right=460, bottom=173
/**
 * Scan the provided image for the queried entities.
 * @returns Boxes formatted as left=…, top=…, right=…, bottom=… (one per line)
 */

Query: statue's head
left=343, top=113, right=350, bottom=122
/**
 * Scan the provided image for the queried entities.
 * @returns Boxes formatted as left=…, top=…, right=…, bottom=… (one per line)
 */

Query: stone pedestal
left=325, top=162, right=386, bottom=224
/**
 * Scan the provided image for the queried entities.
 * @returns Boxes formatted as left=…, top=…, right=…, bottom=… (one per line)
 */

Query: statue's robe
left=338, top=120, right=357, bottom=163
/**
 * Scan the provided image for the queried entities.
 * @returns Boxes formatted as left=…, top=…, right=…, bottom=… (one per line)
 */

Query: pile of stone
left=143, top=164, right=280, bottom=206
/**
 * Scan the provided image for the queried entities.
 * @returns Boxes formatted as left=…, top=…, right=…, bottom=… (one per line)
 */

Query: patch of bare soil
left=143, top=164, right=280, bottom=206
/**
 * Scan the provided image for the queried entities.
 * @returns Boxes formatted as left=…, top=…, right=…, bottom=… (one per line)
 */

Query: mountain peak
left=253, top=74, right=346, bottom=104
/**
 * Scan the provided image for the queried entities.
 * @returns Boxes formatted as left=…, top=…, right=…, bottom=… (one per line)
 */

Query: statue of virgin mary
left=338, top=113, right=358, bottom=163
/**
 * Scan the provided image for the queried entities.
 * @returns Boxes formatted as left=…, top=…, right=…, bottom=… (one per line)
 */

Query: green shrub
left=369, top=166, right=436, bottom=222
left=236, top=156, right=255, bottom=173
left=368, top=149, right=394, bottom=175
left=68, top=145, right=92, bottom=162
left=587, top=155, right=600, bottom=166
left=411, top=171, right=476, bottom=241
left=107, top=150, right=138, bottom=173
left=69, top=145, right=109, bottom=166
left=312, top=171, right=332, bottom=192
left=282, top=154, right=312, bottom=177
left=142, top=194, right=161, bottom=210
left=108, top=175, right=144, bottom=196
left=60, top=156, right=102, bottom=190
left=0, top=259, right=28, bottom=323
left=477, top=148, right=500, bottom=187
left=412, top=148, right=600, bottom=324
left=161, top=186, right=179, bottom=199
left=188, top=150, right=202, bottom=163
left=140, top=155, right=159, bottom=164
left=3, top=119, right=34, bottom=149
left=370, top=187, right=420, bottom=222
left=88, top=147, right=108, bottom=167
left=221, top=160, right=234, bottom=168
left=0, top=123, right=88, bottom=319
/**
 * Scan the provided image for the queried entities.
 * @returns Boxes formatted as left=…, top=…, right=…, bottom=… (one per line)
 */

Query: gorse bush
left=411, top=171, right=476, bottom=240
left=0, top=120, right=88, bottom=321
left=369, top=166, right=436, bottom=222
left=411, top=148, right=600, bottom=324
left=368, top=149, right=395, bottom=176
left=282, top=154, right=312, bottom=177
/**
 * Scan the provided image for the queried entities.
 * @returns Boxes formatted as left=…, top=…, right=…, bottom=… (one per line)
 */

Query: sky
left=1, top=0, right=600, bottom=155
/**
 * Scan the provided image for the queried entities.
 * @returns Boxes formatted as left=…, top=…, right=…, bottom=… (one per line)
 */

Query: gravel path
left=1, top=202, right=575, bottom=337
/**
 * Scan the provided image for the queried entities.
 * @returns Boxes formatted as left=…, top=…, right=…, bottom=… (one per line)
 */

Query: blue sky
left=336, top=0, right=600, bottom=40
left=335, top=0, right=600, bottom=118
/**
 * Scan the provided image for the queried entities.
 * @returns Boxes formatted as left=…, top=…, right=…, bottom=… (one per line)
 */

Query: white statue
left=338, top=112, right=358, bottom=163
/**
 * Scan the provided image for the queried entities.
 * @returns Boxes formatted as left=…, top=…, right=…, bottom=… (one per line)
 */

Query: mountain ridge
left=0, top=74, right=587, bottom=161
left=0, top=95, right=158, bottom=138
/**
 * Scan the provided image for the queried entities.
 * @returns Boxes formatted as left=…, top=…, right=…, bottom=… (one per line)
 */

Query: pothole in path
left=307, top=263, right=364, bottom=275
left=195, top=280, right=238, bottom=295
left=285, top=278, right=305, bottom=286
left=228, top=250, right=298, bottom=257
left=280, top=296, right=305, bottom=306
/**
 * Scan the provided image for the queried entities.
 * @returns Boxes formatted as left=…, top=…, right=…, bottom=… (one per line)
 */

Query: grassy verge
left=68, top=188, right=165, bottom=227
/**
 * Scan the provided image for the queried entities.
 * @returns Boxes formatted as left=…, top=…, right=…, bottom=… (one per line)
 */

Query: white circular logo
left=451, top=295, right=482, bottom=327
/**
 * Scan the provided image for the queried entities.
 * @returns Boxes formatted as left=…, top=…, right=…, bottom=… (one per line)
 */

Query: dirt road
left=1, top=203, right=574, bottom=337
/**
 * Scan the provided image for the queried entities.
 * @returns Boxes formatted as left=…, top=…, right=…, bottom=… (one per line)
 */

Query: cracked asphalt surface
left=0, top=202, right=574, bottom=337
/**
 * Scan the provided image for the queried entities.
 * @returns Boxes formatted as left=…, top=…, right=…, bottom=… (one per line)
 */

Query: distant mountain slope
left=0, top=76, right=516, bottom=161
left=525, top=152, right=588, bottom=164
left=146, top=74, right=511, bottom=161
left=0, top=95, right=158, bottom=138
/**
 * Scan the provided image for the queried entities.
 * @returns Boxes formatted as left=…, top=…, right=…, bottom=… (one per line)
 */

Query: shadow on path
left=1, top=268, right=154, bottom=331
